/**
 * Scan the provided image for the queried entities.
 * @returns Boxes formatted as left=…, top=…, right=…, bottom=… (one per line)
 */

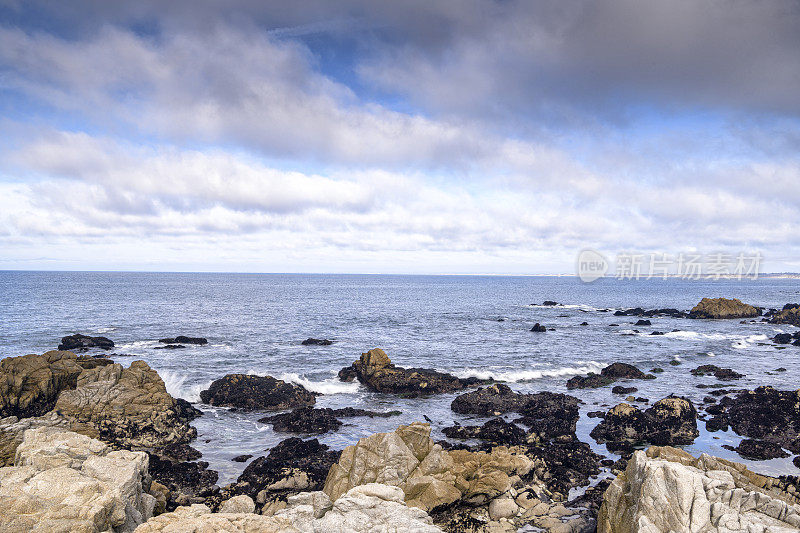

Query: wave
left=526, top=303, right=606, bottom=312
left=115, top=339, right=161, bottom=351
left=276, top=372, right=361, bottom=395
left=451, top=361, right=605, bottom=383
left=159, top=370, right=209, bottom=403
left=94, top=326, right=117, bottom=334
left=732, top=334, right=768, bottom=350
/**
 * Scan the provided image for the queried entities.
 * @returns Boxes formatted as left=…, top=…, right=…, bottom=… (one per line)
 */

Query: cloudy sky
left=1, top=0, right=799, bottom=273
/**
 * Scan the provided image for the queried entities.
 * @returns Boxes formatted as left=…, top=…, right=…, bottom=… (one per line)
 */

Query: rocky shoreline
left=2, top=297, right=800, bottom=532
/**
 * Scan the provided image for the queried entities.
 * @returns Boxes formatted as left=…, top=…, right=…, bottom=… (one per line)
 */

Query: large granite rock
left=338, top=348, right=485, bottom=397
left=0, top=428, right=156, bottom=533
left=200, top=374, right=316, bottom=410
left=0, top=411, right=70, bottom=466
left=590, top=397, right=698, bottom=454
left=597, top=446, right=800, bottom=533
left=58, top=333, right=115, bottom=351
left=707, top=386, right=800, bottom=453
left=54, top=360, right=200, bottom=454
left=689, top=297, right=761, bottom=319
left=323, top=422, right=534, bottom=512
left=133, top=503, right=298, bottom=532
left=0, top=350, right=82, bottom=418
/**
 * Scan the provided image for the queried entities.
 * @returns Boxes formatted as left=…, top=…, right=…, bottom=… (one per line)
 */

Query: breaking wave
left=451, top=361, right=605, bottom=383
left=277, top=372, right=361, bottom=394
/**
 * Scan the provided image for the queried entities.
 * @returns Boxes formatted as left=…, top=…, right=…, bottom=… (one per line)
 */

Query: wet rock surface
left=613, top=307, right=687, bottom=318
left=301, top=338, right=333, bottom=345
left=337, top=348, right=486, bottom=397
left=590, top=396, right=699, bottom=454
left=691, top=364, right=744, bottom=380
left=200, top=374, right=317, bottom=410
left=57, top=333, right=115, bottom=351
left=766, top=303, right=800, bottom=327
left=158, top=336, right=208, bottom=345
left=567, top=362, right=653, bottom=389
left=726, top=438, right=790, bottom=460
left=259, top=406, right=401, bottom=434
left=689, top=297, right=761, bottom=319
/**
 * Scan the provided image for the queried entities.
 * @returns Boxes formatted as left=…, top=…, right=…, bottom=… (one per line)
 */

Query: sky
left=0, top=0, right=799, bottom=274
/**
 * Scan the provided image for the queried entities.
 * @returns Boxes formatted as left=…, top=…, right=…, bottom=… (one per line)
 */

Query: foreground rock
left=0, top=428, right=158, bottom=533
left=135, top=484, right=442, bottom=532
left=598, top=446, right=800, bottom=532
left=338, top=348, right=485, bottom=397
left=689, top=297, right=760, bottom=319
left=566, top=362, right=654, bottom=389
left=706, top=386, right=800, bottom=453
left=58, top=333, right=115, bottom=351
left=260, top=406, right=401, bottom=434
left=590, top=397, right=698, bottom=454
left=158, top=335, right=208, bottom=345
left=0, top=350, right=82, bottom=418
left=200, top=374, right=317, bottom=410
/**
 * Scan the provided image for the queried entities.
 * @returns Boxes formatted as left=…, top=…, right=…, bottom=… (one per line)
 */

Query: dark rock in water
left=650, top=367, right=664, bottom=373
left=566, top=362, right=652, bottom=390
left=301, top=338, right=333, bottom=346
left=580, top=322, right=589, bottom=326
left=689, top=298, right=760, bottom=319
left=232, top=454, right=253, bottom=463
left=58, top=333, right=114, bottom=351
left=524, top=440, right=602, bottom=495
left=154, top=344, right=186, bottom=350
left=200, top=374, right=316, bottom=410
left=443, top=417, right=527, bottom=446
left=773, top=333, right=794, bottom=344
left=590, top=396, right=698, bottom=454
left=158, top=336, right=208, bottom=345
left=542, top=301, right=559, bottom=306
left=669, top=359, right=682, bottom=366
left=729, top=438, right=789, bottom=460
left=587, top=411, right=605, bottom=418
left=614, top=308, right=687, bottom=318
left=147, top=453, right=219, bottom=511
left=609, top=323, right=619, bottom=327
left=711, top=386, right=800, bottom=453
left=650, top=331, right=665, bottom=336
left=530, top=323, right=547, bottom=332
left=635, top=319, right=651, bottom=326
left=766, top=304, right=800, bottom=327
left=259, top=406, right=400, bottom=434
left=690, top=364, right=744, bottom=381
left=337, top=348, right=486, bottom=397
left=795, top=456, right=800, bottom=469
left=612, top=385, right=638, bottom=395
left=451, top=384, right=580, bottom=441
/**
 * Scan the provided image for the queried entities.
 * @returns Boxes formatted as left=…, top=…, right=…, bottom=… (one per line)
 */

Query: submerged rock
left=0, top=350, right=82, bottom=418
left=259, top=406, right=401, bottom=434
left=689, top=297, right=760, bottom=319
left=590, top=396, right=698, bottom=454
left=0, top=428, right=157, bottom=533
left=158, top=336, right=208, bottom=345
left=58, top=333, right=115, bottom=351
left=301, top=338, right=334, bottom=346
left=597, top=446, right=800, bottom=533
left=200, top=374, right=316, bottom=410
left=530, top=323, right=547, bottom=332
left=337, top=348, right=485, bottom=397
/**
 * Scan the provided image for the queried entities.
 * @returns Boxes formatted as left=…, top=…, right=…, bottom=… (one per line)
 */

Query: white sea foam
left=732, top=334, right=768, bottom=349
left=277, top=373, right=361, bottom=395
left=451, top=361, right=605, bottom=383
left=115, top=339, right=161, bottom=351
left=95, top=326, right=117, bottom=334
left=527, top=303, right=605, bottom=312
left=159, top=369, right=208, bottom=403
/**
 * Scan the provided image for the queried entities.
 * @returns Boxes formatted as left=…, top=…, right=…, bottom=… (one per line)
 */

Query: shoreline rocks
left=58, top=333, right=115, bottom=351
left=200, top=374, right=317, bottom=410
left=0, top=350, right=82, bottom=418
left=259, top=406, right=401, bottom=434
left=337, top=348, right=486, bottom=397
left=689, top=297, right=760, bottom=319
left=566, top=362, right=654, bottom=390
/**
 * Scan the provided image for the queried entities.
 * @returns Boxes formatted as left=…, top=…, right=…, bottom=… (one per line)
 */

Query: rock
left=158, top=336, right=208, bottom=345
left=597, top=446, right=800, bottom=533
left=337, top=349, right=485, bottom=397
left=200, top=374, right=316, bottom=410
left=590, top=397, right=698, bottom=454
left=54, top=360, right=200, bottom=454
left=730, top=438, right=789, bottom=460
left=614, top=308, right=687, bottom=318
left=634, top=319, right=651, bottom=326
left=442, top=418, right=527, bottom=446
left=301, top=338, right=334, bottom=346
left=133, top=503, right=298, bottom=532
left=567, top=362, right=652, bottom=390
left=530, top=323, right=547, bottom=332
left=711, top=386, right=800, bottom=453
left=0, top=428, right=156, bottom=533
left=767, top=304, right=800, bottom=327
left=773, top=333, right=794, bottom=344
left=0, top=350, right=82, bottom=418
left=260, top=406, right=401, bottom=434
left=323, top=422, right=534, bottom=512
left=0, top=411, right=71, bottom=465
left=220, top=494, right=256, bottom=513
left=612, top=386, right=637, bottom=395
left=580, top=322, right=589, bottom=326
left=146, top=453, right=218, bottom=510
left=690, top=364, right=744, bottom=380
left=542, top=301, right=559, bottom=306
left=525, top=440, right=602, bottom=495
left=689, top=297, right=760, bottom=319
left=58, top=333, right=115, bottom=351
left=76, top=355, right=115, bottom=368
left=488, top=495, right=518, bottom=520
left=154, top=344, right=185, bottom=350
left=233, top=454, right=253, bottom=463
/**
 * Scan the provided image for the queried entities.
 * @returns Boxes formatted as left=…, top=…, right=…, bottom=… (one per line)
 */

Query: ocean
left=1, top=271, right=798, bottom=484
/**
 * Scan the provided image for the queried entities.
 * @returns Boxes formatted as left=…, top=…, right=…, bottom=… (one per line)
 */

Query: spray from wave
left=451, top=361, right=605, bottom=383
left=159, top=370, right=208, bottom=403
left=277, top=373, right=361, bottom=394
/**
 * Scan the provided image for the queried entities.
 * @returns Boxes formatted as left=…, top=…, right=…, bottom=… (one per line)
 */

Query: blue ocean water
left=1, top=271, right=799, bottom=483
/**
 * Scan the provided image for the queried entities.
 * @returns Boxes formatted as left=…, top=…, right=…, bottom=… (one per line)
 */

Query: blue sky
left=0, top=0, right=799, bottom=273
